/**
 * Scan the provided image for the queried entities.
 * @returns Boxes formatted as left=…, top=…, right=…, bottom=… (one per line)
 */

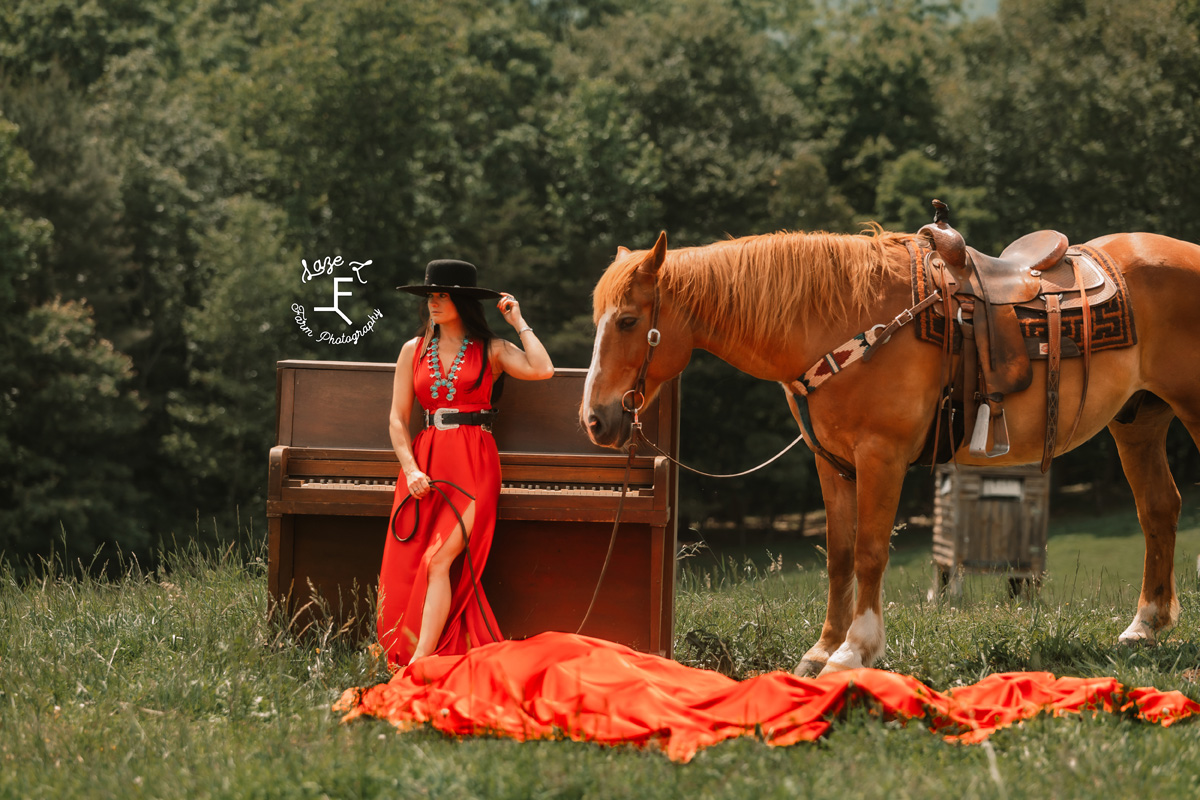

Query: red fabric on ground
left=334, top=632, right=1199, bottom=762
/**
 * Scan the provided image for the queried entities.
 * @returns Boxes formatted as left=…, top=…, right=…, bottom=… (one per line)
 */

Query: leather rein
left=392, top=480, right=502, bottom=645
left=579, top=267, right=939, bottom=632
left=619, top=271, right=810, bottom=479
left=577, top=270, right=662, bottom=634
left=577, top=271, right=807, bottom=633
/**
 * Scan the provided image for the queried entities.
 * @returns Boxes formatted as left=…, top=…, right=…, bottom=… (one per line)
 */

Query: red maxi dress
left=376, top=337, right=503, bottom=670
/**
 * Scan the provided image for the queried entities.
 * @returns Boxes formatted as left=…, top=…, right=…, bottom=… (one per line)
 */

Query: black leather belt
left=424, top=408, right=499, bottom=431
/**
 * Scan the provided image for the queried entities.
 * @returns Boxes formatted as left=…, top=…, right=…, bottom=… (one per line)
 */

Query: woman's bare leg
left=408, top=501, right=476, bottom=664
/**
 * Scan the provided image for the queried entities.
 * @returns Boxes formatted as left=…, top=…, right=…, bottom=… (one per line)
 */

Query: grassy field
left=3, top=503, right=1200, bottom=799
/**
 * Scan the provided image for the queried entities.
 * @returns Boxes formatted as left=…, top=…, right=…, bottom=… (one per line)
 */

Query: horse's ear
left=645, top=230, right=668, bottom=275
left=616, top=246, right=631, bottom=257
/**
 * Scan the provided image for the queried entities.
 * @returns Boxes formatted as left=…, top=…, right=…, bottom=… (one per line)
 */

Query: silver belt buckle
left=431, top=407, right=460, bottom=431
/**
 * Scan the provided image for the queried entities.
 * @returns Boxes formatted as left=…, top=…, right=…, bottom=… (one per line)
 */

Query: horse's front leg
left=819, top=450, right=909, bottom=675
left=794, top=457, right=858, bottom=677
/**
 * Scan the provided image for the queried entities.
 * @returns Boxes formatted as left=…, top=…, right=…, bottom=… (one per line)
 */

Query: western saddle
left=918, top=200, right=1116, bottom=472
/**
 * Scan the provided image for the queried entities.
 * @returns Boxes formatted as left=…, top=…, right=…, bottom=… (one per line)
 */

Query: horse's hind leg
left=1108, top=394, right=1181, bottom=644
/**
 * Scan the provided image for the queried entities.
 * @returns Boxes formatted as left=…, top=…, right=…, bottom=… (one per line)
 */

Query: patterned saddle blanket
left=907, top=239, right=1137, bottom=356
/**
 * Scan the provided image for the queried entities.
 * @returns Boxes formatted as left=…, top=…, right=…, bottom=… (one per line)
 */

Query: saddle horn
left=918, top=199, right=968, bottom=275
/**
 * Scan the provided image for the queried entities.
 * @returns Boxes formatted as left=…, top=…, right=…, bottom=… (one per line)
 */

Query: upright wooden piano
left=266, top=360, right=679, bottom=656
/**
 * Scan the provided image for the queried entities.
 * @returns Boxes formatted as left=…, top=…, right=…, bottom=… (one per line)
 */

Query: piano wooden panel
left=267, top=359, right=679, bottom=656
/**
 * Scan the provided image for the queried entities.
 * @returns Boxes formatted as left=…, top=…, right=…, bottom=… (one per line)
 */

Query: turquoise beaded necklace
left=426, top=334, right=470, bottom=400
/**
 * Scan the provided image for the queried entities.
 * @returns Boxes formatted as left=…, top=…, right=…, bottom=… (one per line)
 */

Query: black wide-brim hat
left=396, top=259, right=501, bottom=299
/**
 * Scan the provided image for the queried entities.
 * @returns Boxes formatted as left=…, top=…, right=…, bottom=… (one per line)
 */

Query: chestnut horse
left=581, top=228, right=1200, bottom=677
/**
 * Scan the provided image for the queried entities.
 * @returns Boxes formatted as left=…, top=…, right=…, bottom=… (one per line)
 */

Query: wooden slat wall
left=932, top=464, right=1049, bottom=576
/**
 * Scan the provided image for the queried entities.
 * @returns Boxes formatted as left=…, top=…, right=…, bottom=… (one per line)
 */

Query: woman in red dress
left=378, top=259, right=553, bottom=670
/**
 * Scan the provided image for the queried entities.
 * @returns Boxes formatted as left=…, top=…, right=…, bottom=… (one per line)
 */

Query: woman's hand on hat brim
left=498, top=293, right=523, bottom=327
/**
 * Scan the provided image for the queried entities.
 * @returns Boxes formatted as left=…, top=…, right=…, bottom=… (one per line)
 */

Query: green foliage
left=0, top=113, right=146, bottom=566
left=0, top=299, right=147, bottom=564
left=767, top=150, right=858, bottom=233
left=942, top=0, right=1200, bottom=247
left=176, top=0, right=272, bottom=74
left=809, top=0, right=957, bottom=217
left=77, top=45, right=245, bottom=543
left=163, top=195, right=307, bottom=519
left=227, top=0, right=470, bottom=261
left=2, top=0, right=1199, bottom=564
left=874, top=149, right=994, bottom=235
left=560, top=0, right=813, bottom=243
left=676, top=352, right=821, bottom=533
left=0, top=66, right=132, bottom=333
left=0, top=0, right=182, bottom=88
left=0, top=113, right=51, bottom=307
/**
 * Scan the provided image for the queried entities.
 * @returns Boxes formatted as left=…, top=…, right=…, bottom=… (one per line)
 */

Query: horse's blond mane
left=593, top=228, right=915, bottom=352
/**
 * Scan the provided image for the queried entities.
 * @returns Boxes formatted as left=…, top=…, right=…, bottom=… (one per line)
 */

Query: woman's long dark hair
left=414, top=294, right=505, bottom=400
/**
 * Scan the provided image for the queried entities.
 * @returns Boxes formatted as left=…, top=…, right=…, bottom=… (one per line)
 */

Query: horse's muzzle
left=583, top=402, right=632, bottom=449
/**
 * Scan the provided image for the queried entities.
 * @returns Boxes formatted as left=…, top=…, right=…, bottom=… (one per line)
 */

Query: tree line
left=2, top=0, right=1199, bottom=568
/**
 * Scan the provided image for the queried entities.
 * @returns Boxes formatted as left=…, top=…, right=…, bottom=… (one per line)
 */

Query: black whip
left=389, top=478, right=500, bottom=645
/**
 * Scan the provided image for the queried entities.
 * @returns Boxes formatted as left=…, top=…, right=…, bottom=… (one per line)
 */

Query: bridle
left=577, top=273, right=662, bottom=634
left=615, top=269, right=807, bottom=478
left=619, top=268, right=664, bottom=429
left=577, top=267, right=806, bottom=634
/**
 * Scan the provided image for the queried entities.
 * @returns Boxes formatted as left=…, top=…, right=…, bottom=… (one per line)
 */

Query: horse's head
left=582, top=231, right=693, bottom=448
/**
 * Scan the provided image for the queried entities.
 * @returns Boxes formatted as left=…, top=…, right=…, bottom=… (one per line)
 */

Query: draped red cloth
left=334, top=632, right=1198, bottom=762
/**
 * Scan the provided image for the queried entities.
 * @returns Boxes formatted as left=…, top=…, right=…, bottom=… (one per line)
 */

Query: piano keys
left=267, top=359, right=679, bottom=656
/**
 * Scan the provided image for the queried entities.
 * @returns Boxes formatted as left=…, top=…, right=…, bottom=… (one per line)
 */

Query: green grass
left=3, top=507, right=1200, bottom=799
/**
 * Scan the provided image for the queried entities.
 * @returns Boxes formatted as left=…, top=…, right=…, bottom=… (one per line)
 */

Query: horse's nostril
left=587, top=414, right=601, bottom=431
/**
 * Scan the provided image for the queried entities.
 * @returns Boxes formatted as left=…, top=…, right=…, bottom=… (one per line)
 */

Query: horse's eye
left=617, top=315, right=638, bottom=332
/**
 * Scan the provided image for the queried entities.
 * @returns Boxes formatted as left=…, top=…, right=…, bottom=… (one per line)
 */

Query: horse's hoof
left=1118, top=634, right=1154, bottom=646
left=1119, top=620, right=1158, bottom=646
left=817, top=641, right=867, bottom=677
left=794, top=659, right=825, bottom=678
left=817, top=660, right=857, bottom=678
left=1118, top=630, right=1156, bottom=646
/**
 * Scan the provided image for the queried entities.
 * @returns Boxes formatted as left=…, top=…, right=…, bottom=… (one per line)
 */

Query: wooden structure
left=931, top=464, right=1050, bottom=596
left=266, top=360, right=679, bottom=656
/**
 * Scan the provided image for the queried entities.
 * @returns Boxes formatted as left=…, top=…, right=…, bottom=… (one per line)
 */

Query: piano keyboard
left=293, top=477, right=652, bottom=496
left=295, top=477, right=396, bottom=488
left=502, top=482, right=655, bottom=497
